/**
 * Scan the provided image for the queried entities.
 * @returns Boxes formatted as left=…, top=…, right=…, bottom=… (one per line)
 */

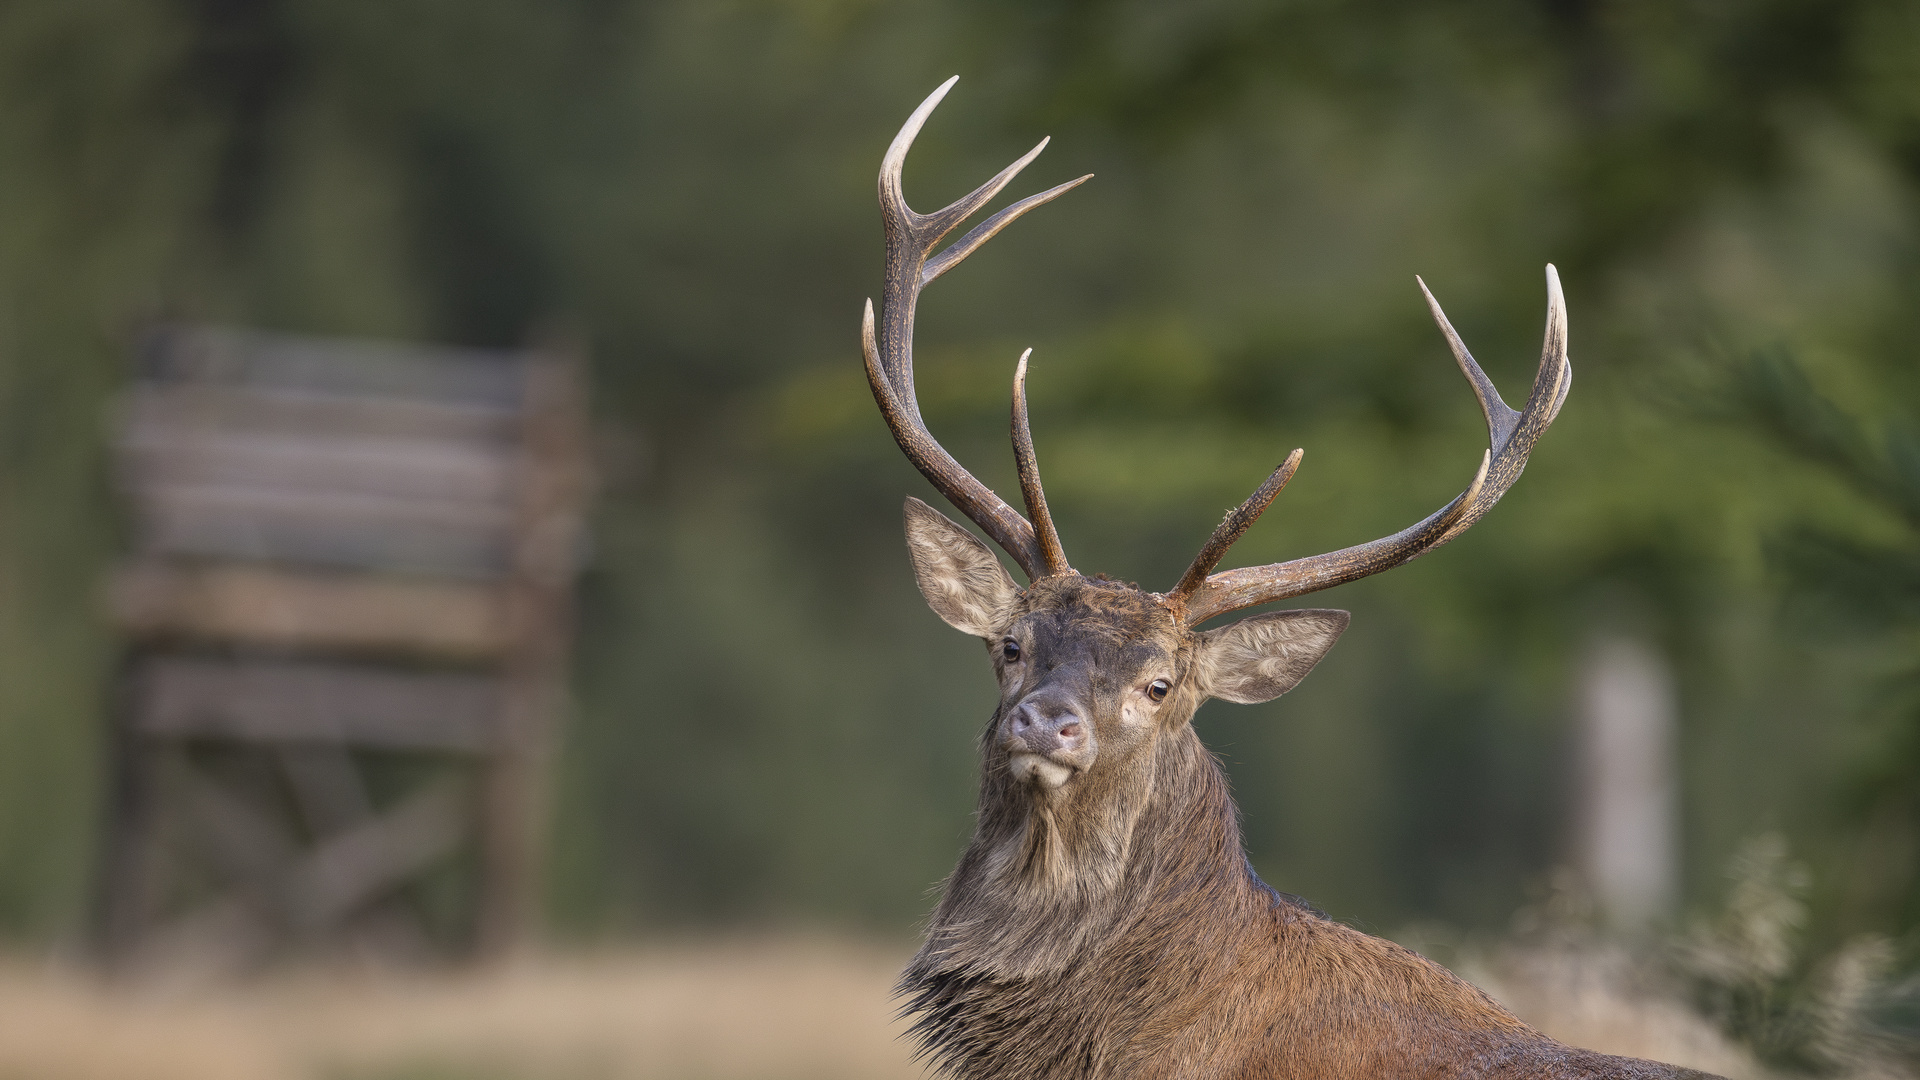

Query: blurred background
left=3, top=0, right=1920, bottom=1077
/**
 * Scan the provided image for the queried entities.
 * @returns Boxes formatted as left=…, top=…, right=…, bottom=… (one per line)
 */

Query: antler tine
left=1179, top=267, right=1570, bottom=625
left=1429, top=264, right=1571, bottom=544
left=865, top=79, right=1091, bottom=582
left=1166, top=449, right=1303, bottom=605
left=1418, top=275, right=1518, bottom=448
left=1012, top=350, right=1071, bottom=578
left=924, top=175, right=1090, bottom=286
left=863, top=303, right=1042, bottom=575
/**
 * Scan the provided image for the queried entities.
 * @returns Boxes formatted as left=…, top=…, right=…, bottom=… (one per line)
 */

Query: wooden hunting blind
left=96, top=326, right=590, bottom=966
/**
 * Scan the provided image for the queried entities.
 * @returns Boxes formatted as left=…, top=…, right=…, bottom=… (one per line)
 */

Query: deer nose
left=1006, top=699, right=1086, bottom=756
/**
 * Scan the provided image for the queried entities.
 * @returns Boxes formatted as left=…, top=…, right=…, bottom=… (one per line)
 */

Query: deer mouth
left=1008, top=752, right=1076, bottom=790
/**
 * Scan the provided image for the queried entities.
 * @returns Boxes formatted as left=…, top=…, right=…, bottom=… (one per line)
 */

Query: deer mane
left=906, top=721, right=1252, bottom=984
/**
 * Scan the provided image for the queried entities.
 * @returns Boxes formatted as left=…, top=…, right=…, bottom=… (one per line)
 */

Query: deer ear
left=903, top=497, right=1021, bottom=638
left=1196, top=609, right=1349, bottom=704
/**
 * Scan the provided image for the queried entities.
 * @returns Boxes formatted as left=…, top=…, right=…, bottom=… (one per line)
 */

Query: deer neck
left=910, top=720, right=1260, bottom=984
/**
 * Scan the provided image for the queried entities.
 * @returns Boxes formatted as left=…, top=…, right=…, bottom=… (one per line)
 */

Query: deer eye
left=1147, top=679, right=1170, bottom=702
left=1001, top=639, right=1022, bottom=662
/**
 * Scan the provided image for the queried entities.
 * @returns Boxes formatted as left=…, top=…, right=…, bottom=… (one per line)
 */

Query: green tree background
left=0, top=0, right=1914, bottom=966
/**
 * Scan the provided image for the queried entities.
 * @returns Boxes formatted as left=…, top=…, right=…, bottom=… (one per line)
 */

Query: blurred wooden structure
left=95, top=326, right=590, bottom=966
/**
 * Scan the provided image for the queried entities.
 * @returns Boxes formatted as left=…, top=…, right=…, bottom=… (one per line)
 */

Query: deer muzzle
left=1002, top=692, right=1092, bottom=790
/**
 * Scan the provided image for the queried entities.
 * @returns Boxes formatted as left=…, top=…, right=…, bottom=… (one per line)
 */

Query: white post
left=1576, top=636, right=1679, bottom=928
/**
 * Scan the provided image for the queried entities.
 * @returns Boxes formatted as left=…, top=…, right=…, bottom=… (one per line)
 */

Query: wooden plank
left=175, top=750, right=302, bottom=901
left=120, top=382, right=518, bottom=442
left=140, top=326, right=530, bottom=407
left=286, top=778, right=466, bottom=931
left=477, top=351, right=593, bottom=955
left=133, top=485, right=513, bottom=575
left=119, top=427, right=518, bottom=504
left=175, top=755, right=465, bottom=937
left=111, top=563, right=513, bottom=659
left=276, top=746, right=374, bottom=839
left=138, top=483, right=511, bottom=534
left=136, top=658, right=501, bottom=752
left=93, top=664, right=170, bottom=959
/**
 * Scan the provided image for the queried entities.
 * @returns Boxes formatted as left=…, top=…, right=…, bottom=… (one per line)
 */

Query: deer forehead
left=1010, top=577, right=1187, bottom=666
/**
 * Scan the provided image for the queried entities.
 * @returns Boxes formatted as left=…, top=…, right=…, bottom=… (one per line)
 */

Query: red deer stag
left=863, top=79, right=1718, bottom=1080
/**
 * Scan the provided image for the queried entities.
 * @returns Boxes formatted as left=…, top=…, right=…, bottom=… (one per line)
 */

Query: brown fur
left=899, top=570, right=1720, bottom=1080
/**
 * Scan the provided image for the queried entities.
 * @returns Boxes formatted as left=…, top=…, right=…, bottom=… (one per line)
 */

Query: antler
left=861, top=77, right=1090, bottom=582
left=1168, top=266, right=1572, bottom=625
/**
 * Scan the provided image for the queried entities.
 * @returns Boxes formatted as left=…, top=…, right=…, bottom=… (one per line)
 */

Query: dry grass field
left=0, top=938, right=924, bottom=1080
left=0, top=936, right=1783, bottom=1080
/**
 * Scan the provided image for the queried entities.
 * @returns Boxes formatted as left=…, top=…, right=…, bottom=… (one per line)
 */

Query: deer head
left=866, top=77, right=1569, bottom=979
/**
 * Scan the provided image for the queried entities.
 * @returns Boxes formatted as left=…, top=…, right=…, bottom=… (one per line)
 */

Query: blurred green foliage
left=0, top=0, right=1916, bottom=959
left=1714, top=345, right=1920, bottom=943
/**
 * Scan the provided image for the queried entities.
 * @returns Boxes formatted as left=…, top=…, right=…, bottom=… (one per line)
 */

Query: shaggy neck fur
left=899, top=714, right=1718, bottom=1080
left=901, top=709, right=1275, bottom=1076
